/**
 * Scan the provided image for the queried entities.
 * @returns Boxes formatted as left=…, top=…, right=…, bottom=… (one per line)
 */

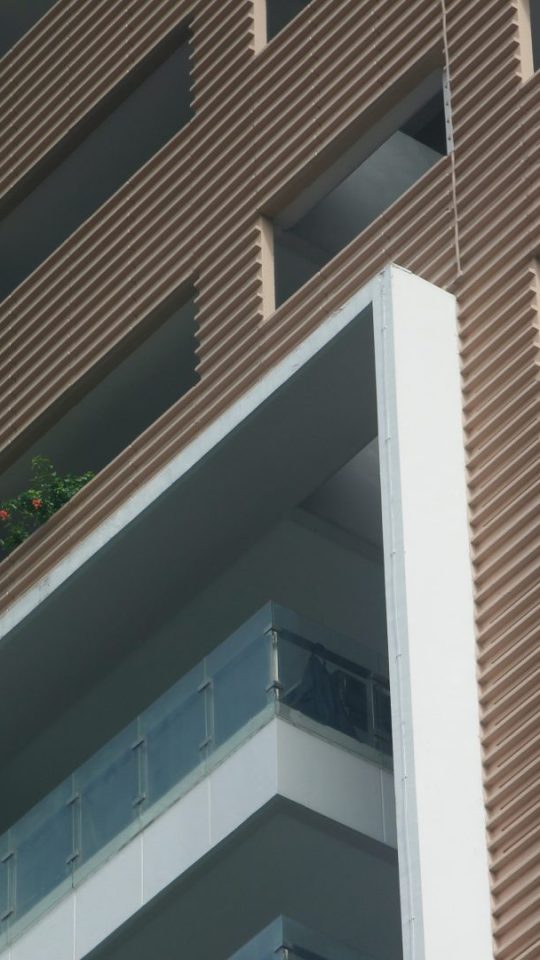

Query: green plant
left=0, top=456, right=94, bottom=556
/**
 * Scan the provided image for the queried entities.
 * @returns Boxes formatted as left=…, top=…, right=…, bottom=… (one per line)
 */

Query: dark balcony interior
left=266, top=0, right=312, bottom=41
left=0, top=0, right=57, bottom=57
left=0, top=295, right=198, bottom=503
left=273, top=74, right=448, bottom=306
left=0, top=27, right=192, bottom=302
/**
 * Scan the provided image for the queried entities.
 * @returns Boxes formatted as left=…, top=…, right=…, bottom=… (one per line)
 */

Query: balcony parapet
left=0, top=603, right=392, bottom=952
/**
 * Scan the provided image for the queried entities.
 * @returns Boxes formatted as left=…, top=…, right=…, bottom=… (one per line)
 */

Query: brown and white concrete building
left=0, top=1, right=538, bottom=958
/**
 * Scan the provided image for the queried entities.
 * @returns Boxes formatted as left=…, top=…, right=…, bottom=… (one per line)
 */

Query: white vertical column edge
left=373, top=263, right=493, bottom=960
left=373, top=265, right=424, bottom=960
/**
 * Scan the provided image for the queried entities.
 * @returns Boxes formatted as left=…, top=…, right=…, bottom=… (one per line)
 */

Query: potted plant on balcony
left=0, top=456, right=94, bottom=557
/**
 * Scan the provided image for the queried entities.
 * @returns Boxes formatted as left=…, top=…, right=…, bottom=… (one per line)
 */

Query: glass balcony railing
left=230, top=915, right=376, bottom=960
left=0, top=603, right=391, bottom=947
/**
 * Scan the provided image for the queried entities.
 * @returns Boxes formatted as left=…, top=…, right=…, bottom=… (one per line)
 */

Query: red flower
left=31, top=499, right=43, bottom=510
left=0, top=509, right=9, bottom=521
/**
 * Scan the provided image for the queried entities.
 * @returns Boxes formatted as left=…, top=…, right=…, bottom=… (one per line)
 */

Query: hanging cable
left=441, top=0, right=463, bottom=278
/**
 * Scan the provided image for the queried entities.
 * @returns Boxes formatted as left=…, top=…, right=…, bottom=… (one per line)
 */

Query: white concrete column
left=373, top=265, right=493, bottom=960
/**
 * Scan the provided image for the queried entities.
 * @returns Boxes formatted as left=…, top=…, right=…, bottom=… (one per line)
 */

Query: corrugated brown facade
left=0, top=1, right=538, bottom=956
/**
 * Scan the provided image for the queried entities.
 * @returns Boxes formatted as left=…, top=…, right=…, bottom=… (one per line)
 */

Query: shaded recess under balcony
left=271, top=70, right=448, bottom=306
left=0, top=293, right=198, bottom=506
left=0, top=25, right=192, bottom=302
left=0, top=0, right=57, bottom=58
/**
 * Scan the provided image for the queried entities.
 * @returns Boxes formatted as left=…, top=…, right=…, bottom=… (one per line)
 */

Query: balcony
left=0, top=268, right=488, bottom=960
left=0, top=603, right=394, bottom=955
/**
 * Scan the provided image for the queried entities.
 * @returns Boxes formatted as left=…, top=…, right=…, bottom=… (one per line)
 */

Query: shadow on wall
left=0, top=297, right=198, bottom=500
left=0, top=0, right=57, bottom=57
left=0, top=28, right=192, bottom=301
left=272, top=77, right=448, bottom=306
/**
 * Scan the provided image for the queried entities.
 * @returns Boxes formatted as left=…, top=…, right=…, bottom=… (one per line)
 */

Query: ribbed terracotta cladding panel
left=446, top=1, right=540, bottom=958
left=0, top=0, right=539, bottom=954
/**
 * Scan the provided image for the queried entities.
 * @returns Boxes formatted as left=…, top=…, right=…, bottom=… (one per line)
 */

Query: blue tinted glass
left=373, top=683, right=392, bottom=744
left=144, top=664, right=206, bottom=805
left=209, top=634, right=270, bottom=748
left=0, top=833, right=9, bottom=935
left=77, top=723, right=138, bottom=864
left=333, top=671, right=369, bottom=734
left=276, top=634, right=310, bottom=699
left=12, top=780, right=72, bottom=920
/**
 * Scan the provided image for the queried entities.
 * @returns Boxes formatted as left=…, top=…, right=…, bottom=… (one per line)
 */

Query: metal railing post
left=198, top=664, right=214, bottom=758
left=131, top=718, right=147, bottom=813
left=265, top=627, right=284, bottom=703
left=66, top=774, right=81, bottom=871
left=0, top=844, right=14, bottom=926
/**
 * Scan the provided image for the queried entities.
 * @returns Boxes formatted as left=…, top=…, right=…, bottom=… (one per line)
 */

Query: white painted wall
left=373, top=267, right=493, bottom=960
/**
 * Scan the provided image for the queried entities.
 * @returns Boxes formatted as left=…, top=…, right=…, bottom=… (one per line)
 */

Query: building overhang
left=0, top=264, right=494, bottom=960
left=0, top=283, right=377, bottom=767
